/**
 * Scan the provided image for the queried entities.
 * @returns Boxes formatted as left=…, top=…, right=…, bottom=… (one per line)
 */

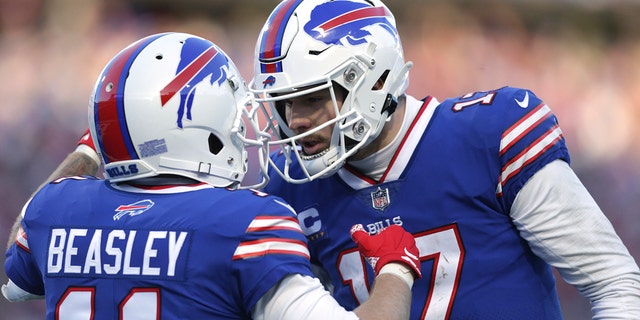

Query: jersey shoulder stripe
left=233, top=203, right=310, bottom=260
left=246, top=216, right=304, bottom=233
left=15, top=225, right=29, bottom=253
left=500, top=103, right=552, bottom=156
left=232, top=238, right=310, bottom=260
left=498, top=123, right=563, bottom=195
left=436, top=86, right=569, bottom=204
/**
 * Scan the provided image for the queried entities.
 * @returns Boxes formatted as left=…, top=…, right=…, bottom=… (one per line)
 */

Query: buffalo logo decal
left=160, top=37, right=230, bottom=128
left=303, top=1, right=398, bottom=46
left=113, top=199, right=155, bottom=221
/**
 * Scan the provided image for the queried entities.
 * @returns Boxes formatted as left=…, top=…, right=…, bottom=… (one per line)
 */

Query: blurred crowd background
left=1, top=0, right=639, bottom=318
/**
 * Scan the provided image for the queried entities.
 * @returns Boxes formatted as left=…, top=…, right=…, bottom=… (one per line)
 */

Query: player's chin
left=300, top=146, right=330, bottom=160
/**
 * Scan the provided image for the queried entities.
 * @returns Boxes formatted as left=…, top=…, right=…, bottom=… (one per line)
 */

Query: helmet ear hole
left=208, top=133, right=224, bottom=155
left=372, top=70, right=390, bottom=91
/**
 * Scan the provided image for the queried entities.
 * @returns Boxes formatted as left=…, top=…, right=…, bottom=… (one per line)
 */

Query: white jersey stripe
left=16, top=226, right=29, bottom=252
left=497, top=126, right=563, bottom=195
left=500, top=104, right=551, bottom=154
left=384, top=97, right=439, bottom=182
left=232, top=238, right=310, bottom=260
left=337, top=96, right=439, bottom=189
left=247, top=216, right=303, bottom=233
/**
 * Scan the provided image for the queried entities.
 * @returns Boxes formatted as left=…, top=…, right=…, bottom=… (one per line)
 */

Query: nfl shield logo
left=371, top=187, right=390, bottom=210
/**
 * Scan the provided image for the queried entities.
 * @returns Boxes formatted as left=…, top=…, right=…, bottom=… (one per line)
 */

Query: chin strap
left=383, top=60, right=413, bottom=117
left=381, top=93, right=398, bottom=116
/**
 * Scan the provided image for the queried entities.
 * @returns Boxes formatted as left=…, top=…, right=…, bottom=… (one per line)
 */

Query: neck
left=350, top=95, right=406, bottom=161
left=123, top=174, right=200, bottom=186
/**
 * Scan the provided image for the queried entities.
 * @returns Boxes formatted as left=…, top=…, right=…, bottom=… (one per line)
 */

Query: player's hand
left=75, top=127, right=101, bottom=167
left=350, top=224, right=421, bottom=279
left=77, top=128, right=96, bottom=151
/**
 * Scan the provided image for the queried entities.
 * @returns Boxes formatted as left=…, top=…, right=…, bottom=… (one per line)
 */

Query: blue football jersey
left=264, top=87, right=570, bottom=319
left=5, top=176, right=313, bottom=319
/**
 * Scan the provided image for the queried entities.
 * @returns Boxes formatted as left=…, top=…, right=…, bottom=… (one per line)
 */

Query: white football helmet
left=89, top=32, right=270, bottom=189
left=250, top=0, right=412, bottom=183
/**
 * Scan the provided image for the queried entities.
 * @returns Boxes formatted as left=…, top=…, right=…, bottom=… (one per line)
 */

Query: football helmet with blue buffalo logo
left=89, top=32, right=269, bottom=188
left=251, top=0, right=412, bottom=183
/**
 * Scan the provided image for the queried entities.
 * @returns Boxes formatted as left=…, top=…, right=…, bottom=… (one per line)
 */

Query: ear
left=372, top=69, right=390, bottom=90
left=373, top=78, right=385, bottom=90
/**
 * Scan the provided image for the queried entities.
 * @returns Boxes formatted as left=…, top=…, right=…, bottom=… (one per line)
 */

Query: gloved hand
left=75, top=128, right=100, bottom=166
left=350, top=224, right=421, bottom=279
left=77, top=127, right=96, bottom=150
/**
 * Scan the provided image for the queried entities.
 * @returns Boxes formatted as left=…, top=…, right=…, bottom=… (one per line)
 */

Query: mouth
left=298, top=139, right=329, bottom=160
left=300, top=147, right=329, bottom=160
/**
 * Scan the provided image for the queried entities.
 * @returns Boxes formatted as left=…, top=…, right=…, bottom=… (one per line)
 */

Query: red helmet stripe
left=160, top=46, right=218, bottom=106
left=94, top=34, right=163, bottom=164
left=318, top=7, right=387, bottom=32
left=261, top=0, right=301, bottom=59
left=259, top=0, right=303, bottom=73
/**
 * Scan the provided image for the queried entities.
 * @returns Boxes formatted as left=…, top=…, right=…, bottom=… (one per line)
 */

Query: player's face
left=283, top=88, right=343, bottom=156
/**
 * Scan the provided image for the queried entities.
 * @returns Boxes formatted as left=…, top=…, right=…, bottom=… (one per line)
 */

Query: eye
left=306, top=96, right=324, bottom=104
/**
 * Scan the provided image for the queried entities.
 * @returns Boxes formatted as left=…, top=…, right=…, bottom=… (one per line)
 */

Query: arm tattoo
left=50, top=152, right=100, bottom=180
left=6, top=151, right=100, bottom=249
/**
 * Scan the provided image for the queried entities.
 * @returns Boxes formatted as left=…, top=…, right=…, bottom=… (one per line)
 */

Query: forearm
left=353, top=273, right=412, bottom=320
left=47, top=148, right=100, bottom=181
left=253, top=274, right=359, bottom=320
left=6, top=150, right=99, bottom=249
left=590, top=277, right=640, bottom=320
left=511, top=160, right=640, bottom=318
left=254, top=272, right=412, bottom=320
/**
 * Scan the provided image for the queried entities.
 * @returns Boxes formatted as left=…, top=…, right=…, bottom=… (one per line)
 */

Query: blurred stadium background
left=1, top=0, right=639, bottom=318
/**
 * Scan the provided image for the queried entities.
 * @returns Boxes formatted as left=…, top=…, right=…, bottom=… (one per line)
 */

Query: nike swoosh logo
left=515, top=91, right=529, bottom=108
left=404, top=247, right=418, bottom=260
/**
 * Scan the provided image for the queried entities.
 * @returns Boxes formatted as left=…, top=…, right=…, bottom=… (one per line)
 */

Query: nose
left=286, top=101, right=313, bottom=133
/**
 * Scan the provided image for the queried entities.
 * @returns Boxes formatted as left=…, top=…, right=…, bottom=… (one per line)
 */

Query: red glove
left=350, top=224, right=421, bottom=278
left=77, top=128, right=96, bottom=151
left=75, top=127, right=101, bottom=167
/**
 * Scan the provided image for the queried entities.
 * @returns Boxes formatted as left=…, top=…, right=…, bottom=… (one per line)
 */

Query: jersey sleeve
left=493, top=87, right=570, bottom=209
left=253, top=274, right=358, bottom=320
left=512, top=160, right=640, bottom=318
left=4, top=200, right=45, bottom=297
left=231, top=195, right=315, bottom=311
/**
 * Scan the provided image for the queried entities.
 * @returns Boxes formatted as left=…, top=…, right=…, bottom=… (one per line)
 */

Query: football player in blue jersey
left=2, top=32, right=422, bottom=319
left=248, top=0, right=640, bottom=319
left=10, top=1, right=640, bottom=319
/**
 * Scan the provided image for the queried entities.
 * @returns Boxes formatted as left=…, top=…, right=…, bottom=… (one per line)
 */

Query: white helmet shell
left=89, top=32, right=269, bottom=188
left=251, top=0, right=411, bottom=183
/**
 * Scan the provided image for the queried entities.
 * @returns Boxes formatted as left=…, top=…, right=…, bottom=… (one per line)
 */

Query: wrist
left=378, top=262, right=414, bottom=289
left=74, top=144, right=101, bottom=167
